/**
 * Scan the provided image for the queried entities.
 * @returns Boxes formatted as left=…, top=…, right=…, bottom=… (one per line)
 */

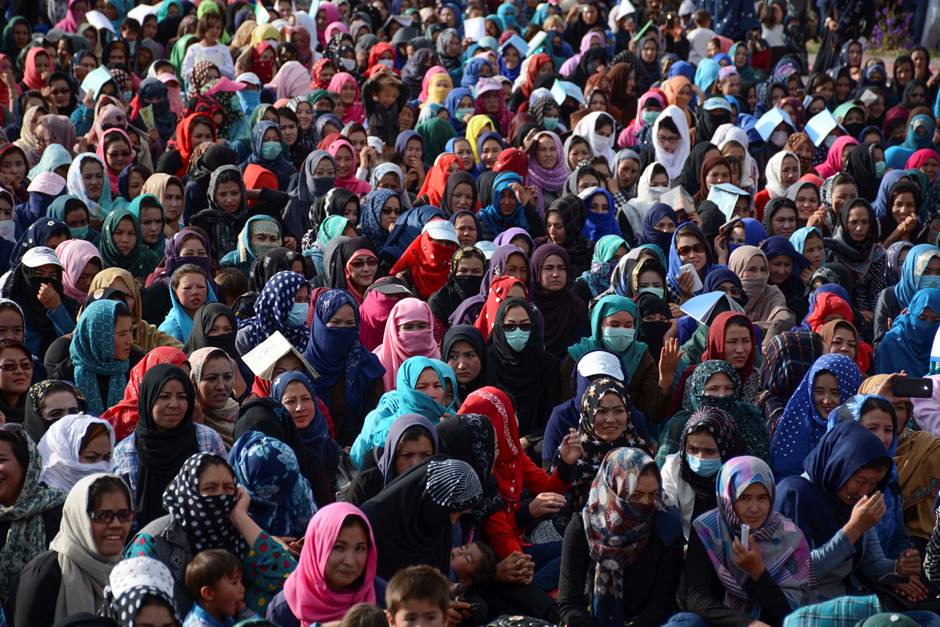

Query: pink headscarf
left=54, top=0, right=84, bottom=32
left=55, top=239, right=101, bottom=303
left=95, top=127, right=136, bottom=192
left=22, top=48, right=49, bottom=91
left=419, top=66, right=449, bottom=103
left=316, top=2, right=342, bottom=46
left=327, top=139, right=372, bottom=195
left=359, top=290, right=401, bottom=351
left=327, top=72, right=365, bottom=125
left=815, top=135, right=859, bottom=179
left=373, top=297, right=440, bottom=390
left=282, top=503, right=377, bottom=626
left=906, top=148, right=940, bottom=178
left=266, top=60, right=314, bottom=100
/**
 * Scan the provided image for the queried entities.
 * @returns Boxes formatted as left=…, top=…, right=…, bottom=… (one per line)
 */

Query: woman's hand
left=894, top=574, right=929, bottom=602
left=448, top=600, right=472, bottom=627
left=843, top=492, right=886, bottom=542
left=528, top=492, right=565, bottom=518
left=732, top=538, right=765, bottom=581
left=37, top=283, right=61, bottom=310
left=559, top=428, right=584, bottom=465
left=806, top=207, right=828, bottom=230
left=677, top=269, right=697, bottom=298
left=509, top=182, right=533, bottom=207
left=714, top=234, right=729, bottom=265
left=658, top=338, right=681, bottom=392
left=230, top=486, right=251, bottom=521
left=896, top=548, right=922, bottom=578
left=495, top=551, right=535, bottom=584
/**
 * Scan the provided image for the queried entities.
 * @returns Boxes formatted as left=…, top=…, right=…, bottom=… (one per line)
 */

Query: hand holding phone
left=740, top=524, right=750, bottom=550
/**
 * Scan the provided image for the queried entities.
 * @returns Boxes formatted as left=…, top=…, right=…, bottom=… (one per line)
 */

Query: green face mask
left=69, top=225, right=90, bottom=238
left=261, top=141, right=283, bottom=160
left=504, top=328, right=530, bottom=352
left=602, top=326, right=635, bottom=353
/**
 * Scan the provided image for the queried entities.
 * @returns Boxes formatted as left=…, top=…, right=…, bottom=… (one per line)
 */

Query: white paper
left=707, top=182, right=749, bottom=220
left=755, top=107, right=784, bottom=141
left=618, top=0, right=637, bottom=15
left=85, top=10, right=115, bottom=33
left=526, top=31, right=548, bottom=56
left=242, top=331, right=319, bottom=381
left=464, top=17, right=486, bottom=42
left=127, top=2, right=159, bottom=24
left=805, top=109, right=838, bottom=146
left=931, top=326, right=940, bottom=364
left=551, top=79, right=567, bottom=106
left=679, top=291, right=724, bottom=324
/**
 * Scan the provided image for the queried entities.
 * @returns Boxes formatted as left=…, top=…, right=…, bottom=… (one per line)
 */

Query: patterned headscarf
left=69, top=300, right=129, bottom=415
left=102, top=557, right=178, bottom=627
left=679, top=407, right=744, bottom=487
left=244, top=270, right=310, bottom=352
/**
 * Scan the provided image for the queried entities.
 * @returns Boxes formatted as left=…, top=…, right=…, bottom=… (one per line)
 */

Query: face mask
left=340, top=57, right=357, bottom=71
left=770, top=130, right=788, bottom=148
left=592, top=134, right=614, bottom=154
left=874, top=161, right=886, bottom=177
left=122, top=91, right=133, bottom=102
left=602, top=326, right=635, bottom=353
left=686, top=453, right=722, bottom=477
left=69, top=225, right=90, bottom=238
left=261, top=141, right=283, bottom=160
left=638, top=286, right=665, bottom=300
left=844, top=122, right=865, bottom=139
left=739, top=276, right=766, bottom=298
left=253, top=242, right=280, bottom=256
left=647, top=186, right=667, bottom=200
left=400, top=329, right=436, bottom=352
left=504, top=328, right=530, bottom=352
left=237, top=90, right=261, bottom=114
left=0, top=220, right=14, bottom=242
left=313, top=176, right=335, bottom=196
left=642, top=110, right=660, bottom=126
left=378, top=59, right=395, bottom=69
left=287, top=303, right=309, bottom=327
left=456, top=107, right=475, bottom=121
left=921, top=275, right=940, bottom=290
left=454, top=275, right=483, bottom=295
left=542, top=116, right=560, bottom=131
left=698, top=394, right=738, bottom=414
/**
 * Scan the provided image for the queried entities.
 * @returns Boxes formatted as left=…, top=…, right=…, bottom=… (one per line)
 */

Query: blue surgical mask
left=686, top=453, right=722, bottom=477
left=261, top=141, right=283, bottom=160
left=642, top=110, right=660, bottom=126
left=602, top=326, right=635, bottom=353
left=504, top=328, right=530, bottom=352
left=69, top=225, right=90, bottom=238
left=921, top=275, right=940, bottom=290
left=122, top=91, right=133, bottom=102
left=874, top=161, right=887, bottom=177
left=287, top=303, right=309, bottom=327
left=543, top=116, right=560, bottom=131
left=638, top=286, right=665, bottom=300
left=456, top=107, right=475, bottom=121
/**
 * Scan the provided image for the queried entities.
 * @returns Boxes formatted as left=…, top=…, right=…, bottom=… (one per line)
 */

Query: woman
left=770, top=353, right=862, bottom=479
left=268, top=502, right=380, bottom=626
left=98, top=208, right=161, bottom=279
left=755, top=151, right=801, bottom=217
left=99, top=556, right=179, bottom=627
left=237, top=270, right=309, bottom=354
left=661, top=407, right=744, bottom=540
left=825, top=197, right=887, bottom=316
left=190, top=165, right=249, bottom=259
left=477, top=172, right=539, bottom=241
left=728, top=245, right=796, bottom=346
left=575, top=234, right=628, bottom=301
left=228, top=430, right=315, bottom=539
left=15, top=473, right=131, bottom=625
left=441, top=324, right=488, bottom=402
left=680, top=456, right=811, bottom=626
left=874, top=242, right=940, bottom=342
left=0, top=423, right=65, bottom=612
left=141, top=173, right=185, bottom=239
left=37, top=414, right=114, bottom=492
left=531, top=244, right=589, bottom=359
left=126, top=452, right=297, bottom=614
left=184, top=303, right=249, bottom=394
left=428, top=246, right=487, bottom=328
left=875, top=288, right=940, bottom=377
left=757, top=331, right=823, bottom=434
left=67, top=153, right=124, bottom=226
left=388, top=224, right=460, bottom=300
left=188, top=347, right=240, bottom=447
left=526, top=130, right=569, bottom=212
left=243, top=121, right=297, bottom=190
left=303, top=289, right=385, bottom=447
left=112, top=364, right=226, bottom=527
left=652, top=105, right=692, bottom=184
left=543, top=194, right=593, bottom=278
left=158, top=264, right=216, bottom=345
left=667, top=222, right=715, bottom=303
left=22, top=379, right=84, bottom=443
left=55, top=239, right=101, bottom=305
left=558, top=447, right=683, bottom=627
left=219, top=215, right=283, bottom=278
left=486, top=298, right=563, bottom=448
left=0, top=339, right=34, bottom=422
left=68, top=299, right=132, bottom=416
left=373, top=298, right=440, bottom=391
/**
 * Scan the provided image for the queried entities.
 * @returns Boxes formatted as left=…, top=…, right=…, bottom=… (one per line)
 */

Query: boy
left=184, top=549, right=247, bottom=627
left=363, top=70, right=407, bottom=148
left=385, top=565, right=450, bottom=627
left=686, top=10, right=715, bottom=65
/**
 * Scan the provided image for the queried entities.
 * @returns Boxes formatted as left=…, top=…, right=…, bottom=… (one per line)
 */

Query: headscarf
left=765, top=150, right=799, bottom=197
left=55, top=239, right=101, bottom=303
left=876, top=287, right=940, bottom=376
left=477, top=172, right=530, bottom=237
left=282, top=503, right=377, bottom=625
left=693, top=457, right=810, bottom=616
left=435, top=412, right=503, bottom=522
left=244, top=270, right=310, bottom=352
left=428, top=246, right=487, bottom=324
left=638, top=203, right=677, bottom=253
left=652, top=105, right=692, bottom=182
left=327, top=138, right=371, bottom=195
left=70, top=300, right=129, bottom=415
left=37, top=415, right=115, bottom=492
left=530, top=244, right=589, bottom=358
left=581, top=187, right=619, bottom=242
left=100, top=556, right=179, bottom=627
left=66, top=153, right=116, bottom=221
left=567, top=294, right=648, bottom=381
left=572, top=111, right=617, bottom=168
left=525, top=131, right=569, bottom=211
left=771, top=354, right=862, bottom=479
left=95, top=128, right=136, bottom=192
left=578, top=234, right=627, bottom=298
left=825, top=198, right=883, bottom=274
left=98, top=209, right=160, bottom=278
left=374, top=298, right=439, bottom=390
left=757, top=331, right=823, bottom=432
left=893, top=243, right=940, bottom=308
left=133, top=364, right=199, bottom=526
left=816, top=135, right=859, bottom=179
left=389, top=229, right=458, bottom=299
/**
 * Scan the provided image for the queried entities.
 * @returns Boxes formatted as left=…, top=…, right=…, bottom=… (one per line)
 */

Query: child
left=450, top=542, right=499, bottom=587
left=686, top=10, right=716, bottom=65
left=341, top=603, right=389, bottom=627
left=364, top=70, right=408, bottom=147
left=385, top=565, right=450, bottom=627
left=184, top=549, right=247, bottom=627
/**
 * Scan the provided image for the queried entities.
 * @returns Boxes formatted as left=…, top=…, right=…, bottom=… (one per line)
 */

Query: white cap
left=474, top=240, right=496, bottom=259
left=366, top=136, right=385, bottom=153
left=422, top=219, right=459, bottom=244
left=21, top=245, right=62, bottom=269
left=577, top=350, right=625, bottom=381
left=235, top=72, right=261, bottom=87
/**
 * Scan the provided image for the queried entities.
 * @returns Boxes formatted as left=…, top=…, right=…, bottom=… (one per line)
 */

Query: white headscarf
left=652, top=104, right=692, bottom=183
left=48, top=472, right=127, bottom=621
left=573, top=111, right=617, bottom=169
left=712, top=123, right=760, bottom=190
left=765, top=150, right=800, bottom=198
left=38, top=414, right=115, bottom=492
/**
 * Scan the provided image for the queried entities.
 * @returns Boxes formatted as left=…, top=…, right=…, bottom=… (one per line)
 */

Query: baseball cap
left=423, top=220, right=460, bottom=244
left=21, top=246, right=63, bottom=269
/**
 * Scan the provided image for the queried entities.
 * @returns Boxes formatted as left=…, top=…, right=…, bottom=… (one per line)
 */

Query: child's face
left=207, top=571, right=245, bottom=618
left=450, top=543, right=483, bottom=582
left=377, top=83, right=400, bottom=109
left=388, top=599, right=446, bottom=627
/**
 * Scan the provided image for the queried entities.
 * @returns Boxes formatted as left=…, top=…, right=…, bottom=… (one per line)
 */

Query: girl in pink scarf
left=525, top=130, right=569, bottom=212
left=281, top=503, right=378, bottom=626
left=327, top=138, right=372, bottom=195
left=327, top=72, right=365, bottom=125
left=55, top=239, right=101, bottom=303
left=815, top=135, right=859, bottom=179
left=95, top=127, right=136, bottom=193
left=373, top=297, right=440, bottom=390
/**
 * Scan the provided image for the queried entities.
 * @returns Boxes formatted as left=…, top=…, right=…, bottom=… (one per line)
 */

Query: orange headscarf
left=174, top=113, right=215, bottom=177
left=474, top=275, right=528, bottom=342
left=417, top=153, right=461, bottom=208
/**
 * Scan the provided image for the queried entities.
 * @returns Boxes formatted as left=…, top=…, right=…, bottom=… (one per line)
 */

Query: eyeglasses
left=502, top=323, right=532, bottom=332
left=380, top=207, right=401, bottom=216
left=0, top=360, right=32, bottom=372
left=89, top=509, right=135, bottom=524
left=657, top=134, right=680, bottom=145
left=676, top=243, right=705, bottom=256
left=349, top=257, right=378, bottom=269
left=0, top=422, right=22, bottom=434
left=50, top=88, right=70, bottom=96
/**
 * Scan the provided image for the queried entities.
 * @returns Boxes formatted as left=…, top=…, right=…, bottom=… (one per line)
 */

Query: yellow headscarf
left=466, top=114, right=496, bottom=163
left=251, top=24, right=282, bottom=46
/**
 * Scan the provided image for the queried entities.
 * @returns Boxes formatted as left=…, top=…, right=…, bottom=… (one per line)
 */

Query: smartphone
left=679, top=263, right=704, bottom=293
left=892, top=377, right=934, bottom=398
left=740, top=524, right=750, bottom=549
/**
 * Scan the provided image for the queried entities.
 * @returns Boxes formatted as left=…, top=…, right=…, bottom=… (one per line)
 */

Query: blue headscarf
left=638, top=203, right=677, bottom=253
left=893, top=243, right=940, bottom=307
left=444, top=87, right=473, bottom=133
left=461, top=58, right=493, bottom=88
left=872, top=170, right=909, bottom=218
left=70, top=299, right=129, bottom=415
left=789, top=226, right=821, bottom=255
left=359, top=188, right=400, bottom=249
left=760, top=236, right=809, bottom=276
left=496, top=3, right=519, bottom=30
left=695, top=58, right=720, bottom=94
left=478, top=172, right=529, bottom=237
left=770, top=353, right=861, bottom=480
left=302, top=289, right=385, bottom=420
left=567, top=295, right=648, bottom=380
left=376, top=413, right=438, bottom=484
left=666, top=222, right=713, bottom=294
left=876, top=287, right=940, bottom=376
left=28, top=144, right=72, bottom=180
left=669, top=60, right=694, bottom=82
left=10, top=218, right=69, bottom=268
left=158, top=274, right=219, bottom=343
left=381, top=204, right=446, bottom=260
left=580, top=187, right=619, bottom=242
left=244, top=120, right=296, bottom=189
left=228, top=430, right=316, bottom=537
left=243, top=270, right=309, bottom=352
left=270, top=371, right=333, bottom=460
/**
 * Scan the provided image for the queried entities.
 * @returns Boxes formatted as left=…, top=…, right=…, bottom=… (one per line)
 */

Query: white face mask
left=0, top=220, right=13, bottom=242
left=593, top=134, right=614, bottom=153
left=770, top=130, right=788, bottom=148
left=648, top=186, right=668, bottom=200
left=340, top=58, right=357, bottom=71
left=377, top=59, right=394, bottom=69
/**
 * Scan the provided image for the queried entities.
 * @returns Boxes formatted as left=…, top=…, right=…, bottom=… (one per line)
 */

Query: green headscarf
left=415, top=118, right=458, bottom=167
left=317, top=215, right=351, bottom=248
left=127, top=194, right=167, bottom=257
left=170, top=34, right=196, bottom=74
left=567, top=294, right=649, bottom=379
left=1, top=17, right=29, bottom=58
left=99, top=208, right=161, bottom=278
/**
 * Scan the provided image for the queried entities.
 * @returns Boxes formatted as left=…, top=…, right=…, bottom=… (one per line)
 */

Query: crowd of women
left=4, top=0, right=940, bottom=626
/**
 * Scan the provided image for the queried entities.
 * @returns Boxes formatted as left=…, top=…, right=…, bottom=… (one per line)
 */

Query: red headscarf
left=328, top=72, right=365, bottom=124
left=0, top=54, right=20, bottom=109
left=459, top=386, right=522, bottom=510
left=367, top=43, right=397, bottom=74
left=906, top=148, right=940, bottom=174
left=474, top=275, right=527, bottom=342
left=22, top=48, right=49, bottom=91
left=252, top=42, right=277, bottom=84
left=701, top=311, right=758, bottom=382
left=173, top=113, right=215, bottom=177
left=417, top=153, right=461, bottom=208
left=309, top=58, right=335, bottom=90
left=518, top=53, right=551, bottom=110
left=805, top=292, right=854, bottom=333
left=493, top=148, right=528, bottom=181
left=101, top=346, right=188, bottom=441
left=817, top=318, right=872, bottom=373
left=327, top=138, right=372, bottom=195
left=389, top=229, right=458, bottom=299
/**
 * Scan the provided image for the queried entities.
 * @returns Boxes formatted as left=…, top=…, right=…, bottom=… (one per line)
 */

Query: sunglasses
left=0, top=360, right=32, bottom=373
left=348, top=258, right=377, bottom=269
left=677, top=243, right=705, bottom=256
left=106, top=150, right=132, bottom=159
left=380, top=207, right=401, bottom=216
left=503, top=323, right=532, bottom=332
left=89, top=509, right=135, bottom=524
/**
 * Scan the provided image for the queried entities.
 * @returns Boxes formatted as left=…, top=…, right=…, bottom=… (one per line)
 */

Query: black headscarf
left=4, top=262, right=75, bottom=358
left=326, top=236, right=377, bottom=291
left=311, top=188, right=358, bottom=231
left=435, top=413, right=503, bottom=527
left=184, top=303, right=239, bottom=358
left=678, top=142, right=716, bottom=195
left=23, top=379, right=85, bottom=442
left=234, top=247, right=307, bottom=320
left=545, top=194, right=593, bottom=277
left=440, top=324, right=488, bottom=400
left=442, top=171, right=478, bottom=216
left=427, top=246, right=486, bottom=324
left=824, top=197, right=880, bottom=266
left=133, top=364, right=199, bottom=527
left=635, top=291, right=671, bottom=359
left=843, top=142, right=881, bottom=202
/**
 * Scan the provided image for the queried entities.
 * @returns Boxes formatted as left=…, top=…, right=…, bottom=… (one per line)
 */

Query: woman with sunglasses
left=0, top=339, right=33, bottom=423
left=15, top=473, right=132, bottom=626
left=667, top=223, right=716, bottom=303
left=0, top=421, right=66, bottom=614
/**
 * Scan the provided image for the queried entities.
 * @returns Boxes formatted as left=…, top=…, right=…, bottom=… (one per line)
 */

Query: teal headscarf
left=47, top=195, right=95, bottom=242
left=577, top=234, right=627, bottom=297
left=789, top=226, right=821, bottom=255
left=70, top=299, right=129, bottom=415
left=567, top=294, right=649, bottom=380
left=893, top=243, right=940, bottom=307
left=98, top=208, right=161, bottom=278
left=126, top=194, right=167, bottom=257
left=29, top=144, right=72, bottom=180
